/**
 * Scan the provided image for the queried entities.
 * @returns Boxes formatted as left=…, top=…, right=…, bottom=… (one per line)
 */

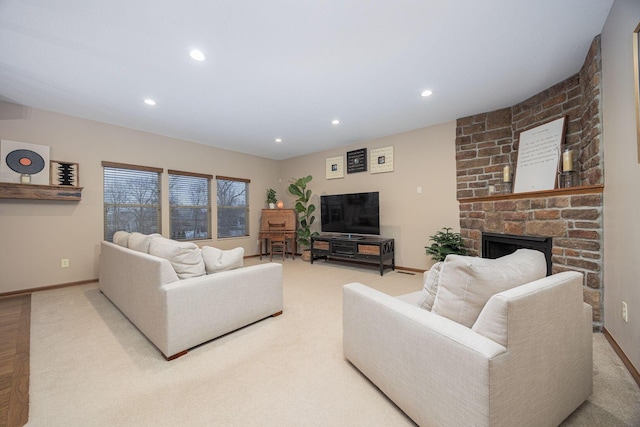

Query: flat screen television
left=320, top=192, right=380, bottom=236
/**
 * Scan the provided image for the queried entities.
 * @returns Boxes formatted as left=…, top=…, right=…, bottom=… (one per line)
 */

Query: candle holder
left=501, top=182, right=513, bottom=194
left=560, top=171, right=576, bottom=188
left=501, top=164, right=512, bottom=194
left=560, top=147, right=578, bottom=188
left=20, top=173, right=31, bottom=184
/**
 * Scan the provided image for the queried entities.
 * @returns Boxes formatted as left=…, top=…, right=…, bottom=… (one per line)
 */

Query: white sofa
left=99, top=236, right=283, bottom=360
left=343, top=249, right=592, bottom=427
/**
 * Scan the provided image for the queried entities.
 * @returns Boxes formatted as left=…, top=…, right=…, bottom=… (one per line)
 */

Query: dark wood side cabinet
left=311, top=234, right=395, bottom=275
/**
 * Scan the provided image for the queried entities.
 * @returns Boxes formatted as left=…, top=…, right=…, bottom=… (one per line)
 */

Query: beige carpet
left=28, top=258, right=640, bottom=426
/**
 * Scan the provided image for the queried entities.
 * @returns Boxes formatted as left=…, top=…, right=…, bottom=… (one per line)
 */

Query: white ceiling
left=0, top=1, right=613, bottom=160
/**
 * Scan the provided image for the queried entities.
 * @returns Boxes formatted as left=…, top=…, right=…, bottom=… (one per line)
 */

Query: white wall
left=0, top=104, right=457, bottom=293
left=0, top=105, right=279, bottom=293
left=279, top=122, right=459, bottom=270
left=602, top=0, right=640, bottom=373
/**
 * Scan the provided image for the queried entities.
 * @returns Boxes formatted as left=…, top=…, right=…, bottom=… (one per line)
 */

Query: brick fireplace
left=456, top=36, right=604, bottom=328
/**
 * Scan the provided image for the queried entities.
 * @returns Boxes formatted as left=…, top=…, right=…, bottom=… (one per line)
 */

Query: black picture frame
left=347, top=148, right=367, bottom=173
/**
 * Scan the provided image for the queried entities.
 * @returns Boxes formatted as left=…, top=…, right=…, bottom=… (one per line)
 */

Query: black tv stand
left=337, top=234, right=366, bottom=240
left=310, top=234, right=395, bottom=275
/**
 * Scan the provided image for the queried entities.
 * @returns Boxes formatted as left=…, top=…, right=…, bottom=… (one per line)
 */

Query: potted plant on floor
left=266, top=188, right=277, bottom=209
left=288, top=175, right=319, bottom=261
left=425, top=227, right=467, bottom=261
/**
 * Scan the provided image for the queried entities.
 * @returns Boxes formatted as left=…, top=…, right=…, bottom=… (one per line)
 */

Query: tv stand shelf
left=310, top=234, right=395, bottom=275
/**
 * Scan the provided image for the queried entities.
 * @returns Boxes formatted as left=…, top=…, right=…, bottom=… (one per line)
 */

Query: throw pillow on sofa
left=148, top=236, right=206, bottom=279
left=201, top=246, right=244, bottom=273
left=431, top=249, right=546, bottom=328
left=417, top=261, right=443, bottom=311
left=128, top=232, right=162, bottom=253
left=113, top=231, right=130, bottom=247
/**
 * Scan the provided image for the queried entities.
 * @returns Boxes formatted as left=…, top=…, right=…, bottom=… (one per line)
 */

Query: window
left=216, top=176, right=250, bottom=238
left=169, top=170, right=212, bottom=240
left=103, top=161, right=162, bottom=241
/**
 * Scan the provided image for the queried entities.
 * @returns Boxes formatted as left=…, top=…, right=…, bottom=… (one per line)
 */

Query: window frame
left=216, top=175, right=250, bottom=239
left=102, top=161, right=163, bottom=242
left=168, top=169, right=213, bottom=241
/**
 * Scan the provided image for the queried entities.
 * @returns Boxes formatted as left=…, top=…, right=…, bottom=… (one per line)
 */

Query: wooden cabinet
left=311, top=235, right=395, bottom=275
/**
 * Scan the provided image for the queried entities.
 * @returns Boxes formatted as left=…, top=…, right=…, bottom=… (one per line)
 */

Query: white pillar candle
left=563, top=149, right=574, bottom=172
left=503, top=165, right=511, bottom=183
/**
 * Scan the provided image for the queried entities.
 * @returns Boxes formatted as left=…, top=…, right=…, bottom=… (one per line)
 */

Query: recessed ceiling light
left=421, top=90, right=433, bottom=97
left=190, top=49, right=205, bottom=61
left=331, top=119, right=340, bottom=125
left=144, top=99, right=156, bottom=106
left=275, top=138, right=283, bottom=143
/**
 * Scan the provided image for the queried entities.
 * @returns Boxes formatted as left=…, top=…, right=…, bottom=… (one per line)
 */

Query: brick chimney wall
left=456, top=36, right=604, bottom=327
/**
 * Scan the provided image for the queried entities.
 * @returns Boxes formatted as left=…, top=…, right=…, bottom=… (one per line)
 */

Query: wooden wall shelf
left=0, top=182, right=83, bottom=201
left=458, top=185, right=603, bottom=203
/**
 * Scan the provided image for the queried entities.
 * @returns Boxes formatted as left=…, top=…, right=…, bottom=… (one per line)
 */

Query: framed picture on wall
left=346, top=148, right=367, bottom=173
left=370, top=146, right=394, bottom=174
left=325, top=156, right=344, bottom=179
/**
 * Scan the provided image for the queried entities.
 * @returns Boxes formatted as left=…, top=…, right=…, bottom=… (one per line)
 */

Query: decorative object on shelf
left=559, top=148, right=577, bottom=188
left=513, top=116, right=566, bottom=193
left=266, top=188, right=277, bottom=209
left=425, top=227, right=467, bottom=262
left=0, top=139, right=50, bottom=185
left=20, top=173, right=31, bottom=184
left=347, top=148, right=367, bottom=173
left=50, top=160, right=79, bottom=186
left=276, top=200, right=284, bottom=209
left=503, top=165, right=511, bottom=183
left=501, top=164, right=513, bottom=193
left=370, top=146, right=394, bottom=174
left=325, top=156, right=344, bottom=179
left=288, top=175, right=319, bottom=261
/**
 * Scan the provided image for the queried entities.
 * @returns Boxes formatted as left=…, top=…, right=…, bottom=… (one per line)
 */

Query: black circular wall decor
left=5, top=149, right=45, bottom=174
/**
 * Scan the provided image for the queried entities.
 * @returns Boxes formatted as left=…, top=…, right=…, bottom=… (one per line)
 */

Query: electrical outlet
left=622, top=302, right=628, bottom=323
left=61, top=259, right=69, bottom=268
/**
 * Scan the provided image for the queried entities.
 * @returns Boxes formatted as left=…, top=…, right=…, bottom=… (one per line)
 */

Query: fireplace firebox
left=481, top=232, right=552, bottom=276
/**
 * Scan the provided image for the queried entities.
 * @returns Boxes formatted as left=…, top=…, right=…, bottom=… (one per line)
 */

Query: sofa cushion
left=112, top=231, right=130, bottom=247
left=127, top=232, right=161, bottom=253
left=417, top=262, right=443, bottom=311
left=431, top=249, right=546, bottom=328
left=148, top=237, right=206, bottom=279
left=201, top=246, right=244, bottom=273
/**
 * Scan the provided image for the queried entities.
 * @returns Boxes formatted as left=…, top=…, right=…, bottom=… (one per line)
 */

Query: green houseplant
left=288, top=175, right=319, bottom=260
left=266, top=188, right=277, bottom=208
left=425, top=227, right=467, bottom=262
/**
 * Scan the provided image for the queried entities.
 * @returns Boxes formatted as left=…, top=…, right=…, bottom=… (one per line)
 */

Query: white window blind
left=169, top=170, right=212, bottom=240
left=216, top=176, right=250, bottom=238
left=103, top=161, right=162, bottom=241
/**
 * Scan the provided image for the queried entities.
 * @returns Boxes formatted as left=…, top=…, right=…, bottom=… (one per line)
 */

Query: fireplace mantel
left=457, top=184, right=603, bottom=204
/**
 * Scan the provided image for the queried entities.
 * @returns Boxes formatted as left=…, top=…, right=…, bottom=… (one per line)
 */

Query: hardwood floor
left=0, top=295, right=30, bottom=427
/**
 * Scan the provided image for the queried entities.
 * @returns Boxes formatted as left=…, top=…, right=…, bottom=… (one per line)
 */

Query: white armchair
left=343, top=269, right=592, bottom=426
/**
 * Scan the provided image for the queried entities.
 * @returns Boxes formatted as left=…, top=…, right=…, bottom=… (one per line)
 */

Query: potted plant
left=266, top=188, right=277, bottom=209
left=425, top=227, right=467, bottom=262
left=288, top=175, right=319, bottom=261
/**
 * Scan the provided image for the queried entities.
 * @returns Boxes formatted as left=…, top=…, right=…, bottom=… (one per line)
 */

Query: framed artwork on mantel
left=634, top=22, right=640, bottom=163
left=513, top=117, right=565, bottom=193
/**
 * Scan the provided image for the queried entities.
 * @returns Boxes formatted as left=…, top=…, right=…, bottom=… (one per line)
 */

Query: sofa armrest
left=343, top=282, right=505, bottom=427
